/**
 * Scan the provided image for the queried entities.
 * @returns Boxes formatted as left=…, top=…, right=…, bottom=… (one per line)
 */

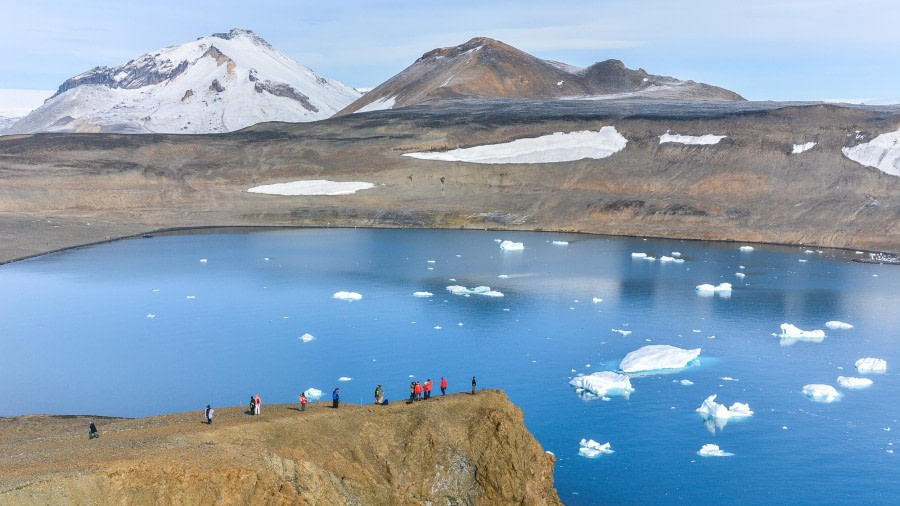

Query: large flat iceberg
left=803, top=384, right=842, bottom=403
left=779, top=323, right=825, bottom=342
left=698, top=444, right=734, bottom=457
left=696, top=394, right=753, bottom=432
left=619, top=345, right=701, bottom=373
left=696, top=283, right=732, bottom=297
left=500, top=240, right=524, bottom=251
left=570, top=371, right=634, bottom=399
left=837, top=376, right=873, bottom=389
left=856, top=357, right=887, bottom=374
left=659, top=131, right=726, bottom=145
left=248, top=180, right=375, bottom=196
left=403, top=128, right=628, bottom=164
left=578, top=438, right=614, bottom=458
left=841, top=127, right=900, bottom=177
left=446, top=285, right=504, bottom=297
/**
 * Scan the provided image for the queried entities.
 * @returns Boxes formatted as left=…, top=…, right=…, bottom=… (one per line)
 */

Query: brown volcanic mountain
left=339, top=37, right=743, bottom=114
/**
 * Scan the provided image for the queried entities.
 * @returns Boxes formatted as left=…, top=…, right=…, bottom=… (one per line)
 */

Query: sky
left=1, top=0, right=898, bottom=109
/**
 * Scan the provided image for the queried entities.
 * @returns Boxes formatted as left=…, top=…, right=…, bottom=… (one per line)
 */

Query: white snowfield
left=403, top=128, right=628, bottom=164
left=355, top=95, right=397, bottom=113
left=825, top=321, right=854, bottom=330
left=305, top=388, right=323, bottom=400
left=500, top=240, right=524, bottom=251
left=247, top=180, right=375, bottom=196
left=792, top=142, right=817, bottom=154
left=413, top=291, right=433, bottom=298
left=842, top=127, right=900, bottom=177
left=856, top=357, right=887, bottom=374
left=696, top=394, right=753, bottom=432
left=837, top=376, right=873, bottom=389
left=619, top=345, right=701, bottom=373
left=659, top=131, right=726, bottom=145
left=802, top=384, right=842, bottom=403
left=698, top=444, right=734, bottom=457
left=578, top=439, right=614, bottom=458
left=446, top=285, right=504, bottom=297
left=569, top=371, right=634, bottom=399
left=4, top=29, right=360, bottom=135
left=333, top=291, right=362, bottom=301
left=779, top=323, right=825, bottom=341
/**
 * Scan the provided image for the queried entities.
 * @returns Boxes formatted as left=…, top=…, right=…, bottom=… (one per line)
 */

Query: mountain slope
left=340, top=37, right=742, bottom=114
left=4, top=29, right=360, bottom=135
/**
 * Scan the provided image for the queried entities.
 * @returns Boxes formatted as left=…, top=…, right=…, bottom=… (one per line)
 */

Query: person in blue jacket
left=332, top=387, right=340, bottom=408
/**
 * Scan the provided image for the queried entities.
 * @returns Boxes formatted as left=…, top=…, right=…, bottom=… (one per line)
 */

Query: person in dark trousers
left=332, top=387, right=340, bottom=408
left=249, top=395, right=255, bottom=415
left=441, top=377, right=448, bottom=396
left=409, top=382, right=416, bottom=402
left=424, top=379, right=432, bottom=399
left=89, top=419, right=99, bottom=439
left=472, top=376, right=477, bottom=394
left=205, top=405, right=214, bottom=424
left=375, top=384, right=383, bottom=404
left=300, top=392, right=308, bottom=411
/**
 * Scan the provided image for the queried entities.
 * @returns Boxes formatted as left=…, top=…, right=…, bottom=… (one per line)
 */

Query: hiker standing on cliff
left=375, top=384, right=383, bottom=404
left=424, top=379, right=433, bottom=400
left=472, top=376, right=477, bottom=394
left=205, top=405, right=214, bottom=424
left=332, top=387, right=340, bottom=408
left=409, top=382, right=416, bottom=402
left=255, top=394, right=261, bottom=415
left=414, top=381, right=423, bottom=401
left=89, top=419, right=99, bottom=439
left=300, top=392, right=308, bottom=411
left=249, top=395, right=255, bottom=415
left=441, top=377, right=448, bottom=396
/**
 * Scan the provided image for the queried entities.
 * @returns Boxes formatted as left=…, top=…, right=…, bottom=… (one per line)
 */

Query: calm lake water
left=1, top=228, right=898, bottom=504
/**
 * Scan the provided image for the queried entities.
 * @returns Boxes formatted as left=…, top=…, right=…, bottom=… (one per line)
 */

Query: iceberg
left=837, top=376, right=873, bottom=389
left=500, top=240, right=524, bottom=251
left=696, top=283, right=732, bottom=295
left=592, top=297, right=603, bottom=303
left=739, top=246, right=754, bottom=251
left=671, top=252, right=682, bottom=257
left=619, top=345, right=701, bottom=373
left=552, top=240, right=569, bottom=245
left=569, top=371, right=634, bottom=399
left=338, top=377, right=352, bottom=382
left=333, top=291, right=362, bottom=301
left=611, top=328, right=632, bottom=336
left=735, top=272, right=746, bottom=279
left=696, top=394, right=753, bottom=432
left=856, top=357, right=887, bottom=374
left=446, top=285, right=504, bottom=297
left=659, top=256, right=675, bottom=262
left=825, top=321, right=854, bottom=330
left=802, top=384, right=842, bottom=403
left=305, top=388, right=323, bottom=400
left=300, top=333, right=315, bottom=343
left=631, top=252, right=648, bottom=258
left=697, top=444, right=734, bottom=457
left=778, top=323, right=825, bottom=343
left=578, top=438, right=614, bottom=458
left=413, top=291, right=433, bottom=297
left=680, top=379, right=694, bottom=386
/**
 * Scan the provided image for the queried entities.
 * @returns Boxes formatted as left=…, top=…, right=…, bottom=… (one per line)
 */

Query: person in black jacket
left=89, top=419, right=99, bottom=439
left=472, top=376, right=477, bottom=394
left=332, top=387, right=340, bottom=408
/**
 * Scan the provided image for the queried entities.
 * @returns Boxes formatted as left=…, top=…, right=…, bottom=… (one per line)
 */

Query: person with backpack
left=332, top=387, right=340, bottom=408
left=300, top=392, right=308, bottom=411
left=205, top=405, right=214, bottom=424
left=89, top=419, right=99, bottom=439
left=440, top=377, right=448, bottom=396
left=424, top=379, right=432, bottom=400
left=409, top=382, right=416, bottom=403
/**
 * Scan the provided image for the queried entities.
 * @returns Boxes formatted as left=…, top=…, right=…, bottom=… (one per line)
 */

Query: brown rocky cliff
left=0, top=390, right=560, bottom=505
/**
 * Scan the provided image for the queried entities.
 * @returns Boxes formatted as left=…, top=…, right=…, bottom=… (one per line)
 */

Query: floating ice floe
left=671, top=252, right=682, bottom=257
left=578, top=438, right=614, bottom=458
left=659, top=131, right=727, bottom=145
left=696, top=283, right=732, bottom=296
left=552, top=240, right=569, bottom=245
left=792, top=142, right=817, bottom=154
left=434, top=326, right=442, bottom=330
left=413, top=291, right=433, bottom=298
left=300, top=333, right=315, bottom=343
left=856, top=357, right=887, bottom=374
left=446, top=285, right=504, bottom=297
left=611, top=329, right=632, bottom=336
left=698, top=444, right=734, bottom=457
left=570, top=371, right=634, bottom=399
left=696, top=394, right=753, bottom=432
left=825, top=321, right=854, bottom=330
left=778, top=323, right=825, bottom=344
left=592, top=297, right=603, bottom=304
left=248, top=180, right=375, bottom=196
left=619, top=345, right=701, bottom=373
left=803, top=384, right=842, bottom=403
left=739, top=246, right=754, bottom=252
left=500, top=240, right=524, bottom=251
left=660, top=256, right=675, bottom=262
left=186, top=295, right=196, bottom=299
left=427, top=260, right=436, bottom=263
left=305, top=388, right=323, bottom=400
left=403, top=128, right=628, bottom=164
left=333, top=291, right=363, bottom=301
left=631, top=252, right=647, bottom=258
left=735, top=272, right=746, bottom=279
left=680, top=379, right=694, bottom=386
left=338, top=377, right=352, bottom=382
left=497, top=274, right=510, bottom=279
left=841, top=127, right=900, bottom=177
left=837, top=376, right=873, bottom=389
left=199, top=258, right=208, bottom=263
left=146, top=314, right=156, bottom=319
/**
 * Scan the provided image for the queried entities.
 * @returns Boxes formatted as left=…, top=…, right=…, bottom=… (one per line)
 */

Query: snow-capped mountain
left=339, top=37, right=743, bottom=115
left=4, top=29, right=361, bottom=135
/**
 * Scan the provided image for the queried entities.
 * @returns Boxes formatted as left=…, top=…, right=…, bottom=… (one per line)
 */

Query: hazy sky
left=1, top=0, right=897, bottom=102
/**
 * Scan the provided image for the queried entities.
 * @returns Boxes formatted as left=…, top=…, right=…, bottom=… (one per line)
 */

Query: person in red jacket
left=414, top=381, right=423, bottom=401
left=424, top=379, right=432, bottom=400
left=440, top=377, right=448, bottom=396
left=299, top=392, right=308, bottom=411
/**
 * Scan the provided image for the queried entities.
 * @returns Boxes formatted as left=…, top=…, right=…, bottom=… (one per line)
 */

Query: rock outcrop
left=0, top=390, right=559, bottom=505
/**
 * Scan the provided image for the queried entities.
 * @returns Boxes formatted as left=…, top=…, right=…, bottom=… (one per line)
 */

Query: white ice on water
left=578, top=438, right=614, bottom=458
left=659, top=131, right=727, bottom=145
left=248, top=180, right=375, bottom=196
left=552, top=240, right=569, bottom=245
left=305, top=388, right=323, bottom=400
left=739, top=246, right=754, bottom=251
left=631, top=252, right=648, bottom=258
left=403, top=128, right=628, bottom=164
left=611, top=329, right=632, bottom=336
left=837, top=376, right=873, bottom=389
left=680, top=379, right=694, bottom=386
left=696, top=283, right=732, bottom=294
left=300, top=333, right=315, bottom=343
left=698, top=444, right=734, bottom=457
left=500, top=240, right=524, bottom=251
left=792, top=142, right=817, bottom=154
left=338, top=377, right=352, bottom=382
left=696, top=394, right=753, bottom=432
left=841, top=127, right=900, bottom=177
left=671, top=252, right=682, bottom=257
left=779, top=323, right=825, bottom=340
left=413, top=291, right=433, bottom=297
left=856, top=357, right=887, bottom=374
left=803, top=384, right=842, bottom=403
left=735, top=272, right=746, bottom=279
left=592, top=297, right=603, bottom=303
left=570, top=371, right=634, bottom=399
left=619, top=345, right=701, bottom=373
left=446, top=285, right=504, bottom=297
left=333, top=291, right=362, bottom=301
left=825, top=321, right=854, bottom=330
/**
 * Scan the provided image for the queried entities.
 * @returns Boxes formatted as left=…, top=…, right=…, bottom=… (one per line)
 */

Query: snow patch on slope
left=247, top=180, right=374, bottom=196
left=842, top=127, right=900, bottom=176
left=659, top=131, right=726, bottom=145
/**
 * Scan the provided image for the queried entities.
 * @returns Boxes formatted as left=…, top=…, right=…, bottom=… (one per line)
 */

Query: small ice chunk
left=680, top=379, right=694, bottom=386
left=721, top=377, right=737, bottom=381
left=803, top=384, right=842, bottom=403
left=413, top=291, right=433, bottom=297
left=300, top=333, right=315, bottom=343
left=779, top=323, right=825, bottom=340
left=696, top=394, right=753, bottom=432
left=305, top=388, right=323, bottom=400
left=837, top=376, right=873, bottom=389
left=146, top=314, right=156, bottom=318
left=458, top=322, right=463, bottom=326
left=739, top=246, right=754, bottom=251
left=497, top=274, right=510, bottom=279
left=552, top=240, right=569, bottom=245
left=803, top=250, right=815, bottom=254
left=856, top=357, right=887, bottom=374
left=855, top=251, right=864, bottom=254
left=671, top=252, right=682, bottom=257
left=338, top=377, right=352, bottom=382
left=333, top=291, right=363, bottom=301
left=611, top=328, right=632, bottom=336
left=427, top=260, right=436, bottom=263
left=696, top=283, right=732, bottom=294
left=500, top=240, right=524, bottom=251
left=659, top=256, right=676, bottom=262
left=825, top=321, right=854, bottom=330
left=434, top=326, right=442, bottom=330
left=735, top=272, right=746, bottom=279
left=698, top=444, right=734, bottom=457
left=494, top=238, right=502, bottom=243
left=186, top=295, right=196, bottom=299
left=799, top=259, right=808, bottom=263
left=446, top=285, right=504, bottom=297
left=578, top=438, right=614, bottom=458
left=199, top=258, right=208, bottom=263
left=620, top=345, right=701, bottom=373
left=592, top=297, right=603, bottom=303
left=569, top=371, right=634, bottom=399
left=631, top=252, right=648, bottom=258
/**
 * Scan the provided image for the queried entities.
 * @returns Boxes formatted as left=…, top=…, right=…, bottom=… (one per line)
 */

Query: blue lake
left=1, top=228, right=898, bottom=504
